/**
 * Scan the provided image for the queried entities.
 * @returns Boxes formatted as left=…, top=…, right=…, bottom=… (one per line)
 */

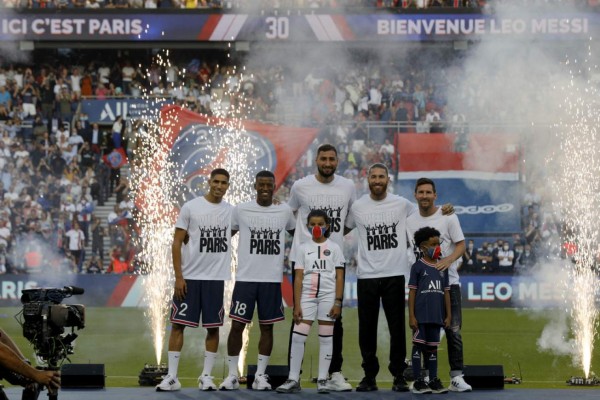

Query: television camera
left=17, top=286, right=85, bottom=369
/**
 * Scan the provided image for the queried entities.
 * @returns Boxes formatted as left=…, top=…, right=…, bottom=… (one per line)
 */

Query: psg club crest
left=103, top=148, right=128, bottom=169
left=168, top=123, right=276, bottom=205
left=159, top=105, right=319, bottom=208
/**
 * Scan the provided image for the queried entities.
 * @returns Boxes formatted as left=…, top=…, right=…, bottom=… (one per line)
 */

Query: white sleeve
left=447, top=214, right=465, bottom=243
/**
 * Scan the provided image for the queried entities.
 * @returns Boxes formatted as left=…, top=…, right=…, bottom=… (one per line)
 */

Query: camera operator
left=0, top=328, right=61, bottom=391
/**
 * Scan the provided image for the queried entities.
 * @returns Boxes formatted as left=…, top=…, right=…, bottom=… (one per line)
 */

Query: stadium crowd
left=0, top=0, right=482, bottom=9
left=1, top=0, right=598, bottom=10
left=0, top=44, right=597, bottom=275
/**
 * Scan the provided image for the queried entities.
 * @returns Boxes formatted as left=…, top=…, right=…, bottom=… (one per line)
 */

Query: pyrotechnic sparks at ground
left=130, top=104, right=181, bottom=365
left=547, top=44, right=600, bottom=378
left=129, top=50, right=189, bottom=365
left=131, top=49, right=259, bottom=371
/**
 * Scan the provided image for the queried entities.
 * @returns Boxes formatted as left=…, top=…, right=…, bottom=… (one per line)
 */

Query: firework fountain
left=547, top=46, right=600, bottom=379
left=132, top=52, right=259, bottom=378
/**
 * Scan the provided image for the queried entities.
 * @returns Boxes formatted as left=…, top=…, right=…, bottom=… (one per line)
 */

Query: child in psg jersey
left=276, top=209, right=345, bottom=394
left=408, top=227, right=451, bottom=394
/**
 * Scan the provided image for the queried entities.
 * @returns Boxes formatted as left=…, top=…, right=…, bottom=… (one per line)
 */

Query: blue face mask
left=311, top=225, right=327, bottom=239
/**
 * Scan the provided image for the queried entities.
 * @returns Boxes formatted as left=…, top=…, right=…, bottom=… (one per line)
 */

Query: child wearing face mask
left=408, top=226, right=451, bottom=394
left=276, top=209, right=345, bottom=394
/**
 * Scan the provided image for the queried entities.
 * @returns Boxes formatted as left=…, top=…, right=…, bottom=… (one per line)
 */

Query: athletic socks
left=168, top=351, right=180, bottom=377
left=227, top=355, right=240, bottom=377
left=256, top=354, right=270, bottom=376
left=289, top=325, right=310, bottom=381
left=202, top=351, right=218, bottom=376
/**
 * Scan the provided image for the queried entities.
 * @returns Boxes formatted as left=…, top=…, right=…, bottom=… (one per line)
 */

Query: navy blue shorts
left=412, top=323, right=442, bottom=347
left=228, top=281, right=284, bottom=324
left=170, top=280, right=224, bottom=328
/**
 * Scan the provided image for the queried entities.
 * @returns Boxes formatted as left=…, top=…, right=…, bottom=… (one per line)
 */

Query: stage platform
left=3, top=387, right=599, bottom=400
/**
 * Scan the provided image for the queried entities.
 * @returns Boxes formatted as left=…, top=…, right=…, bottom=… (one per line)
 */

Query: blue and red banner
left=395, top=133, right=522, bottom=235
left=159, top=105, right=319, bottom=204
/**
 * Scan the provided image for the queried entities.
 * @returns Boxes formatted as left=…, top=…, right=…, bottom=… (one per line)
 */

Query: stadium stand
left=0, top=1, right=597, bottom=275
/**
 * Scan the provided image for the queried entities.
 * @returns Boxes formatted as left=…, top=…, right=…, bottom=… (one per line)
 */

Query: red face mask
left=311, top=226, right=327, bottom=239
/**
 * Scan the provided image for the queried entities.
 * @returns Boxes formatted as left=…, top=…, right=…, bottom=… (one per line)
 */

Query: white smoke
left=450, top=1, right=599, bottom=370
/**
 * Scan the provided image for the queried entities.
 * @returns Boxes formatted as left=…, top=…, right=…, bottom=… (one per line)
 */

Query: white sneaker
left=449, top=375, right=472, bottom=392
left=276, top=379, right=301, bottom=393
left=219, top=374, right=240, bottom=390
left=252, top=374, right=272, bottom=391
left=317, top=379, right=329, bottom=394
left=326, top=372, right=352, bottom=392
left=198, top=375, right=217, bottom=391
left=156, top=374, right=181, bottom=391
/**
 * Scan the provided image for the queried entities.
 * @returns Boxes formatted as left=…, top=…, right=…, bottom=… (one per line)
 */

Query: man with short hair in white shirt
left=156, top=168, right=233, bottom=392
left=287, top=143, right=355, bottom=392
left=345, top=163, right=415, bottom=393
left=220, top=170, right=295, bottom=391
left=406, top=177, right=471, bottom=393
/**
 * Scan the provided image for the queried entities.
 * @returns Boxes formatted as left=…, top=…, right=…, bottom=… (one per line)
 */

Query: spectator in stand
left=461, top=239, right=477, bottom=274
left=68, top=67, right=82, bottom=99
left=80, top=71, right=94, bottom=96
left=91, top=215, right=105, bottom=262
left=429, top=116, right=445, bottom=133
left=0, top=86, right=12, bottom=109
left=65, top=220, right=85, bottom=271
left=118, top=193, right=135, bottom=222
left=76, top=197, right=94, bottom=245
left=78, top=142, right=95, bottom=170
left=95, top=83, right=109, bottom=99
left=415, top=114, right=430, bottom=133
left=107, top=204, right=124, bottom=225
left=57, top=88, right=73, bottom=127
left=84, top=123, right=102, bottom=155
left=518, top=244, right=536, bottom=270
left=512, top=242, right=524, bottom=270
left=68, top=127, right=84, bottom=152
left=106, top=246, right=131, bottom=273
left=20, top=79, right=38, bottom=118
left=476, top=241, right=492, bottom=273
left=496, top=241, right=514, bottom=273
left=39, top=79, right=55, bottom=130
left=111, top=115, right=123, bottom=149
left=525, top=212, right=540, bottom=244
left=121, top=61, right=136, bottom=95
left=425, top=108, right=440, bottom=124
left=84, top=254, right=103, bottom=273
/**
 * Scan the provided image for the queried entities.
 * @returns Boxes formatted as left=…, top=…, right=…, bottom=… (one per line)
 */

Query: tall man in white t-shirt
left=287, top=143, right=356, bottom=392
left=157, top=168, right=233, bottom=392
left=344, top=163, right=415, bottom=393
left=220, top=170, right=295, bottom=391
left=406, top=177, right=472, bottom=392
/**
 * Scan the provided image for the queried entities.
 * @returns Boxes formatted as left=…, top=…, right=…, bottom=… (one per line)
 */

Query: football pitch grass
left=1, top=307, right=598, bottom=390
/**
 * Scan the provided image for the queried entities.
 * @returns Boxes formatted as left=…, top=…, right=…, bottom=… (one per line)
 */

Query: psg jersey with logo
left=408, top=259, right=449, bottom=325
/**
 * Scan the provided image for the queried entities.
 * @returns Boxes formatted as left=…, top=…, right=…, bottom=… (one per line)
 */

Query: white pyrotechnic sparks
left=131, top=114, right=180, bottom=365
left=132, top=52, right=259, bottom=371
left=548, top=45, right=600, bottom=378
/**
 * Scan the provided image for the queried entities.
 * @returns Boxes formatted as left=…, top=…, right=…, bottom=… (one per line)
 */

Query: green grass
left=0, top=307, right=597, bottom=389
